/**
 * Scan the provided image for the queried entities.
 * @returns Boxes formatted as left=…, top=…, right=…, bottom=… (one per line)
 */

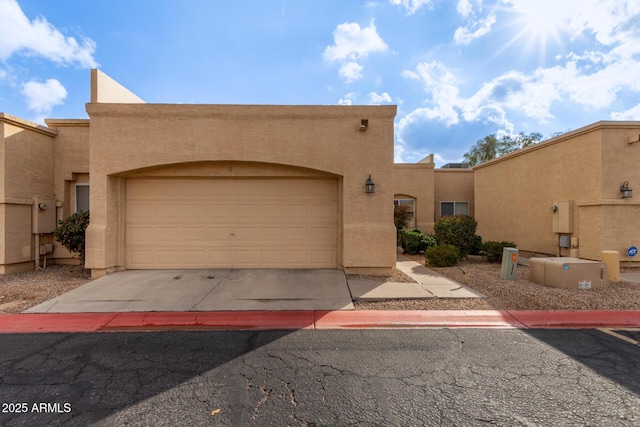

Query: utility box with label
left=530, top=257, right=608, bottom=289
left=499, top=247, right=518, bottom=280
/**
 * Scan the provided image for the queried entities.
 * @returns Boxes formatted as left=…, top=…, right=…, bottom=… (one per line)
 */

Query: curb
left=1, top=310, right=639, bottom=333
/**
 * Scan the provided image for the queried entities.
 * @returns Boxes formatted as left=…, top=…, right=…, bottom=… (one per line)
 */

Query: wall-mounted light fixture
left=365, top=175, right=375, bottom=193
left=550, top=204, right=558, bottom=213
left=620, top=181, right=633, bottom=199
left=359, top=119, right=368, bottom=131
left=38, top=202, right=48, bottom=211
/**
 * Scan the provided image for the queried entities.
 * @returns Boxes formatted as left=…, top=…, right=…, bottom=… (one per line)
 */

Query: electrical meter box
left=32, top=198, right=57, bottom=234
left=529, top=257, right=608, bottom=289
left=500, top=247, right=518, bottom=280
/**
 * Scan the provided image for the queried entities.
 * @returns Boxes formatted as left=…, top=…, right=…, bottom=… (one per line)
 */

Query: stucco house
left=474, top=122, right=640, bottom=266
left=0, top=70, right=637, bottom=278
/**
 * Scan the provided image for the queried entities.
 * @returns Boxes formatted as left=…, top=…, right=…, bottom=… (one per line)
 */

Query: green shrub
left=425, top=244, right=461, bottom=267
left=470, top=235, right=482, bottom=255
left=433, top=215, right=478, bottom=258
left=398, top=229, right=437, bottom=255
left=54, top=210, right=90, bottom=264
left=481, top=241, right=517, bottom=263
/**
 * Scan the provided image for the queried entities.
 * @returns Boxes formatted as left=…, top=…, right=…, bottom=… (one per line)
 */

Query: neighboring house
left=475, top=122, right=640, bottom=265
left=0, top=70, right=638, bottom=277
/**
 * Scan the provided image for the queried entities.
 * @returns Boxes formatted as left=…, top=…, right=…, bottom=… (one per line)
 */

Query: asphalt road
left=0, top=328, right=638, bottom=426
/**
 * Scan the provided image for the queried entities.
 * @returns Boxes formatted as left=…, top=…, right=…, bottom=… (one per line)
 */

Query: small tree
left=54, top=210, right=90, bottom=264
left=394, top=204, right=412, bottom=231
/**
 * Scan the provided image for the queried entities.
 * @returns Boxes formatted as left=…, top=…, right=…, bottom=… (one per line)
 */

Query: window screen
left=76, top=185, right=90, bottom=212
left=441, top=202, right=454, bottom=216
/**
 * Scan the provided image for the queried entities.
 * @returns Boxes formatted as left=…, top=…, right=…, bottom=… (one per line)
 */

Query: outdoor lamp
left=620, top=181, right=633, bottom=199
left=365, top=175, right=375, bottom=194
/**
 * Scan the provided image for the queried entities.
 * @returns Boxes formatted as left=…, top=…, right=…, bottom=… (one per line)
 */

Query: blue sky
left=1, top=0, right=640, bottom=165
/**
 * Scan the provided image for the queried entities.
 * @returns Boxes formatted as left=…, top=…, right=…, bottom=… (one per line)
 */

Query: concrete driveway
left=25, top=269, right=354, bottom=313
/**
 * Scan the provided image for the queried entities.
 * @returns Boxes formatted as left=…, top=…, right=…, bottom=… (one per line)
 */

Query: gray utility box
left=500, top=247, right=518, bottom=280
left=530, top=257, right=608, bottom=289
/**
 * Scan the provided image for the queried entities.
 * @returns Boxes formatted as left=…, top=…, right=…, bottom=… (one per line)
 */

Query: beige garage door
left=126, top=178, right=338, bottom=269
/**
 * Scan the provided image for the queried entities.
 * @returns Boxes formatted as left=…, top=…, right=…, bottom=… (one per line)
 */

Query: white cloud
left=339, top=62, right=363, bottom=83
left=611, top=104, right=640, bottom=121
left=338, top=92, right=356, bottom=105
left=456, top=0, right=473, bottom=17
left=0, top=0, right=97, bottom=67
left=323, top=21, right=388, bottom=63
left=21, top=79, right=67, bottom=115
left=389, top=0, right=434, bottom=15
left=402, top=61, right=461, bottom=126
left=454, top=13, right=496, bottom=45
left=323, top=20, right=388, bottom=83
left=368, top=91, right=393, bottom=104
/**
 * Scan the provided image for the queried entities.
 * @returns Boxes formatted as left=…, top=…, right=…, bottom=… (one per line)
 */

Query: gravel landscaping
left=0, top=256, right=638, bottom=313
left=354, top=254, right=640, bottom=311
left=0, top=265, right=90, bottom=314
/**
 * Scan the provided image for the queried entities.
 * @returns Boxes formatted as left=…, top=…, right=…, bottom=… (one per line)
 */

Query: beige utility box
left=530, top=257, right=608, bottom=289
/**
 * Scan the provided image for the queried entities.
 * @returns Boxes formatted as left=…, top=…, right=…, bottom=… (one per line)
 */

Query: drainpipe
left=34, top=233, right=41, bottom=270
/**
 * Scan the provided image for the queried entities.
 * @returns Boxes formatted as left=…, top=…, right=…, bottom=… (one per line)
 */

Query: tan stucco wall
left=44, top=119, right=90, bottom=263
left=91, top=69, right=145, bottom=103
left=0, top=114, right=57, bottom=272
left=474, top=122, right=640, bottom=263
left=393, top=163, right=435, bottom=232
left=85, top=102, right=397, bottom=275
left=434, top=169, right=474, bottom=219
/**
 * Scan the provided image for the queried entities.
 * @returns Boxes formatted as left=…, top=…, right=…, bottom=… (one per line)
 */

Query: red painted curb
left=100, top=311, right=316, bottom=331
left=508, top=310, right=640, bottom=328
left=314, top=310, right=525, bottom=329
left=0, top=313, right=117, bottom=333
left=1, top=310, right=639, bottom=333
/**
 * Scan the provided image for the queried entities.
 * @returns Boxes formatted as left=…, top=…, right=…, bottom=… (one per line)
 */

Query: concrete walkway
left=348, top=254, right=485, bottom=301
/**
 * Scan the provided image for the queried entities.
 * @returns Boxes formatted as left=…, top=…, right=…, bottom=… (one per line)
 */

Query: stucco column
left=85, top=175, right=123, bottom=277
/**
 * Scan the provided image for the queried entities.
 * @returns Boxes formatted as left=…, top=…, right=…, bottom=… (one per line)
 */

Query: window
left=441, top=201, right=468, bottom=216
left=76, top=184, right=90, bottom=212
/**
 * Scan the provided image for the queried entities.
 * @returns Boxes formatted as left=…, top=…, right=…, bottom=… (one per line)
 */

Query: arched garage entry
left=122, top=161, right=340, bottom=269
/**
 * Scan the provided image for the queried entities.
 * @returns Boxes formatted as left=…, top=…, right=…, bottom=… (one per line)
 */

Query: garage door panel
left=182, top=227, right=208, bottom=241
left=208, top=204, right=232, bottom=218
left=234, top=204, right=258, bottom=218
left=259, top=204, right=284, bottom=217
left=128, top=250, right=153, bottom=266
left=128, top=203, right=154, bottom=220
left=312, top=250, right=335, bottom=264
left=259, top=227, right=284, bottom=241
left=234, top=180, right=259, bottom=197
left=182, top=250, right=206, bottom=265
left=207, top=227, right=232, bottom=241
left=286, top=204, right=310, bottom=218
left=259, top=180, right=286, bottom=197
left=181, top=204, right=207, bottom=218
left=126, top=178, right=338, bottom=269
left=155, top=227, right=181, bottom=241
left=204, top=180, right=232, bottom=198
left=127, top=226, right=155, bottom=244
